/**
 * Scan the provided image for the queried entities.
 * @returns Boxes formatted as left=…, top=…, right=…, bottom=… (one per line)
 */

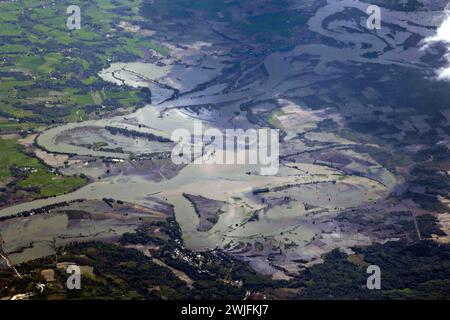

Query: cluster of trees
left=0, top=200, right=86, bottom=222
left=289, top=240, right=450, bottom=299
left=105, top=126, right=171, bottom=143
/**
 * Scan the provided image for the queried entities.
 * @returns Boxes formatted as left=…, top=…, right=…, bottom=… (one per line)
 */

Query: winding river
left=3, top=0, right=442, bottom=267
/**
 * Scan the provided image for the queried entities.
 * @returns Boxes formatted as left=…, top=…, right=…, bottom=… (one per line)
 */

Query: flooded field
left=6, top=0, right=439, bottom=277
left=0, top=79, right=395, bottom=273
left=0, top=199, right=172, bottom=265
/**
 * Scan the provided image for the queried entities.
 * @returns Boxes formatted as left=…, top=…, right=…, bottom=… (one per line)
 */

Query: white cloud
left=423, top=3, right=450, bottom=80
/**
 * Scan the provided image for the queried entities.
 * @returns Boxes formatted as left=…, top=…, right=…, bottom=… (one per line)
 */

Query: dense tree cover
left=290, top=240, right=450, bottom=300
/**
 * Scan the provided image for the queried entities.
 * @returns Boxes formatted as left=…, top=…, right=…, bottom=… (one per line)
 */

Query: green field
left=0, top=0, right=169, bottom=129
left=0, top=138, right=86, bottom=197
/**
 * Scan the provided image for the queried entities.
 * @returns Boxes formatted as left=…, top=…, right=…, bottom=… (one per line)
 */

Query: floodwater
left=3, top=0, right=427, bottom=267
left=0, top=53, right=392, bottom=261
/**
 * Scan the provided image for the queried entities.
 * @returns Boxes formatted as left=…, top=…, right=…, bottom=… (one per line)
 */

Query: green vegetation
left=0, top=0, right=168, bottom=130
left=0, top=219, right=275, bottom=300
left=0, top=0, right=163, bottom=203
left=0, top=138, right=86, bottom=199
left=291, top=240, right=450, bottom=299
left=265, top=110, right=284, bottom=129
left=0, top=118, right=40, bottom=134
left=3, top=219, right=450, bottom=300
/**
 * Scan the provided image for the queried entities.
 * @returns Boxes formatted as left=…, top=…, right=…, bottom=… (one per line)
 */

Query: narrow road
left=0, top=235, right=23, bottom=279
